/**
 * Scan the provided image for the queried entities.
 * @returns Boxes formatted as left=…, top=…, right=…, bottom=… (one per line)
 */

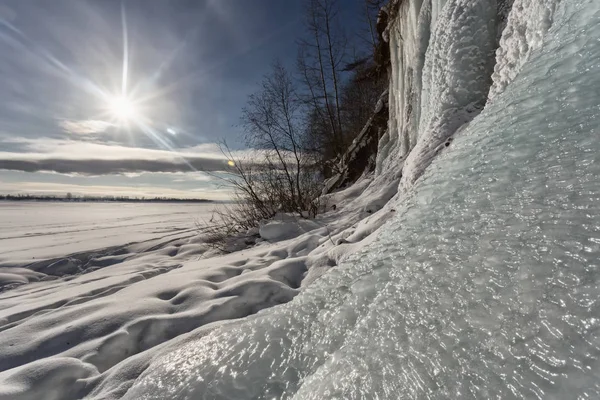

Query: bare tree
left=297, top=0, right=348, bottom=164
left=202, top=62, right=324, bottom=245
left=296, top=0, right=388, bottom=178
left=362, top=0, right=387, bottom=52
left=241, top=61, right=321, bottom=214
left=340, top=58, right=387, bottom=143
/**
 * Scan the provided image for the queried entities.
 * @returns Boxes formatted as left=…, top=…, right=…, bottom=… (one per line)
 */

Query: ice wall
left=375, top=0, right=427, bottom=175
left=489, top=0, right=560, bottom=100
left=401, top=0, right=498, bottom=188
left=379, top=0, right=561, bottom=189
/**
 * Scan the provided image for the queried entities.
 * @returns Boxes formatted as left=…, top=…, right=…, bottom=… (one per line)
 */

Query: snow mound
left=259, top=215, right=321, bottom=242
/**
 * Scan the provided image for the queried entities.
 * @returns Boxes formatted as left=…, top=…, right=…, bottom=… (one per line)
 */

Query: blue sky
left=0, top=0, right=366, bottom=199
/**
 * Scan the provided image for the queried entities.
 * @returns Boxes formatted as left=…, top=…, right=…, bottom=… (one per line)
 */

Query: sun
left=107, top=95, right=137, bottom=122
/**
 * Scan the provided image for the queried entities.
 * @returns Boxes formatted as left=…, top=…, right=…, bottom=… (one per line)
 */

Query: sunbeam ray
left=129, top=31, right=195, bottom=100
left=121, top=2, right=129, bottom=97
left=134, top=118, right=198, bottom=172
left=0, top=15, right=112, bottom=104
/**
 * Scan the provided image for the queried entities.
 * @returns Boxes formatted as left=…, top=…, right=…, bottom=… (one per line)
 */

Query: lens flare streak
left=121, top=3, right=129, bottom=97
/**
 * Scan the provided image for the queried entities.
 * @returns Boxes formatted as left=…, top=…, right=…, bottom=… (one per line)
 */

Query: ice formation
left=401, top=0, right=498, bottom=188
left=489, top=0, right=559, bottom=100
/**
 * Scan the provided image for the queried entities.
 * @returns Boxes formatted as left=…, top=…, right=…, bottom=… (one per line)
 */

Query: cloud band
left=0, top=157, right=233, bottom=175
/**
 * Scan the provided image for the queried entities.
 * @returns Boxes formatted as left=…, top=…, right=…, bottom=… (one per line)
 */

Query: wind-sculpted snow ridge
left=118, top=1, right=600, bottom=398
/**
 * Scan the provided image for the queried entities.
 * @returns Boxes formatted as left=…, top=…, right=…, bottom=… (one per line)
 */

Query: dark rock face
left=497, top=0, right=516, bottom=40
left=322, top=3, right=396, bottom=195
left=374, top=4, right=391, bottom=75
left=324, top=90, right=389, bottom=194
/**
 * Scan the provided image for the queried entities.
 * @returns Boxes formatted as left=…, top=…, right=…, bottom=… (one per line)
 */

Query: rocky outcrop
left=323, top=90, right=389, bottom=194
left=323, top=3, right=394, bottom=195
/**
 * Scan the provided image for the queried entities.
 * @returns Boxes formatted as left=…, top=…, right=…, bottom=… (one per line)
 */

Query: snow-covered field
left=0, top=202, right=212, bottom=263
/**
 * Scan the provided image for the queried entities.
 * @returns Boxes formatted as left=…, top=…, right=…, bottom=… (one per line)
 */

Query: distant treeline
left=0, top=193, right=212, bottom=203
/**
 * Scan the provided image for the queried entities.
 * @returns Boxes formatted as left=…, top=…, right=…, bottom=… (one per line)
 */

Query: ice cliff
left=378, top=0, right=559, bottom=191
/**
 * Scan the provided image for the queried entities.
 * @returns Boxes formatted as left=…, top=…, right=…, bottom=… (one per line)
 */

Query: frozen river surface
left=0, top=202, right=214, bottom=263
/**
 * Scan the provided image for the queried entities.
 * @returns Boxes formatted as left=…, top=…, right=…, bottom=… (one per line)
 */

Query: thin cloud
left=0, top=137, right=226, bottom=159
left=0, top=157, right=231, bottom=175
left=0, top=137, right=255, bottom=175
left=58, top=119, right=114, bottom=135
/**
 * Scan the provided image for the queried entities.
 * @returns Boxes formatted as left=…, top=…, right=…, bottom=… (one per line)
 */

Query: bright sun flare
left=108, top=95, right=137, bottom=122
